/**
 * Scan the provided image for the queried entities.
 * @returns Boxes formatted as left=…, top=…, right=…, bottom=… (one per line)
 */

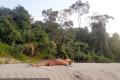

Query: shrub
left=90, top=53, right=112, bottom=63
left=74, top=52, right=88, bottom=62
left=0, top=42, right=31, bottom=62
left=73, top=52, right=112, bottom=63
left=0, top=60, right=4, bottom=64
left=38, top=51, right=55, bottom=60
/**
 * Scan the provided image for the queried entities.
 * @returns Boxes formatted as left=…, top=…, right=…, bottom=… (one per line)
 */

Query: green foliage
left=89, top=14, right=112, bottom=57
left=42, top=9, right=58, bottom=22
left=74, top=52, right=87, bottom=62
left=109, top=33, right=120, bottom=62
left=0, top=42, right=30, bottom=62
left=0, top=42, right=39, bottom=63
left=73, top=52, right=112, bottom=63
left=8, top=30, right=23, bottom=44
left=13, top=5, right=31, bottom=30
left=75, top=27, right=89, bottom=43
left=0, top=60, right=4, bottom=64
left=0, top=5, right=119, bottom=63
left=38, top=52, right=55, bottom=60
left=90, top=53, right=112, bottom=63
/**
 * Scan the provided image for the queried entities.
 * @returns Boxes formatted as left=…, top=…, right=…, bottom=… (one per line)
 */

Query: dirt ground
left=0, top=63, right=120, bottom=80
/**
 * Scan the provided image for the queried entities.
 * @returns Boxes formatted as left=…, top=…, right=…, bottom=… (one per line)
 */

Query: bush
left=90, top=53, right=112, bottom=63
left=21, top=43, right=38, bottom=57
left=73, top=52, right=112, bottom=63
left=0, top=60, right=4, bottom=64
left=74, top=52, right=88, bottom=62
left=0, top=42, right=31, bottom=62
left=38, top=51, right=55, bottom=60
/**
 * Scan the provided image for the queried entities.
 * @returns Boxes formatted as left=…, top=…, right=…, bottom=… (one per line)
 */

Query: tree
left=89, top=14, right=113, bottom=57
left=42, top=9, right=58, bottom=22
left=8, top=30, right=22, bottom=45
left=0, top=7, right=13, bottom=16
left=0, top=15, right=17, bottom=44
left=75, top=27, right=89, bottom=43
left=109, top=33, right=120, bottom=62
left=32, top=21, right=45, bottom=30
left=70, top=0, right=89, bottom=27
left=0, top=5, right=120, bottom=62
left=13, top=5, right=31, bottom=31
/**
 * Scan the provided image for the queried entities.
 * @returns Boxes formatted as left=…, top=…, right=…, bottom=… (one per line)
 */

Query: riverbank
left=0, top=63, right=120, bottom=80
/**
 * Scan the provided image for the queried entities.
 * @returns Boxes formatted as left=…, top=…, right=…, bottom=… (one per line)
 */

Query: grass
left=0, top=42, right=38, bottom=64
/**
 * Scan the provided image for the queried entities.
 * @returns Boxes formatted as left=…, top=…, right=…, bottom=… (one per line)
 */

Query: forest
left=0, top=0, right=120, bottom=63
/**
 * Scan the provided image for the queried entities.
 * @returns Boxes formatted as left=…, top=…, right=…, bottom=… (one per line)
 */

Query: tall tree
left=42, top=9, right=58, bottom=22
left=0, top=16, right=23, bottom=45
left=13, top=5, right=31, bottom=31
left=70, top=0, right=89, bottom=27
left=89, top=14, right=113, bottom=57
left=109, top=33, right=120, bottom=62
left=13, top=5, right=32, bottom=43
left=75, top=27, right=89, bottom=43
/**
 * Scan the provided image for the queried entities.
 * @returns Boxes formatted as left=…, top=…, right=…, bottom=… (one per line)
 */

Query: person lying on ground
left=29, top=59, right=72, bottom=67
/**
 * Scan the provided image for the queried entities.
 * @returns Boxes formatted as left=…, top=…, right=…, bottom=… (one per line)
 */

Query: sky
left=0, top=0, right=120, bottom=35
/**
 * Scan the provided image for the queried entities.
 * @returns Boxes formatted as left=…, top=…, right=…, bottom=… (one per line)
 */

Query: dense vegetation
left=0, top=0, right=120, bottom=63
